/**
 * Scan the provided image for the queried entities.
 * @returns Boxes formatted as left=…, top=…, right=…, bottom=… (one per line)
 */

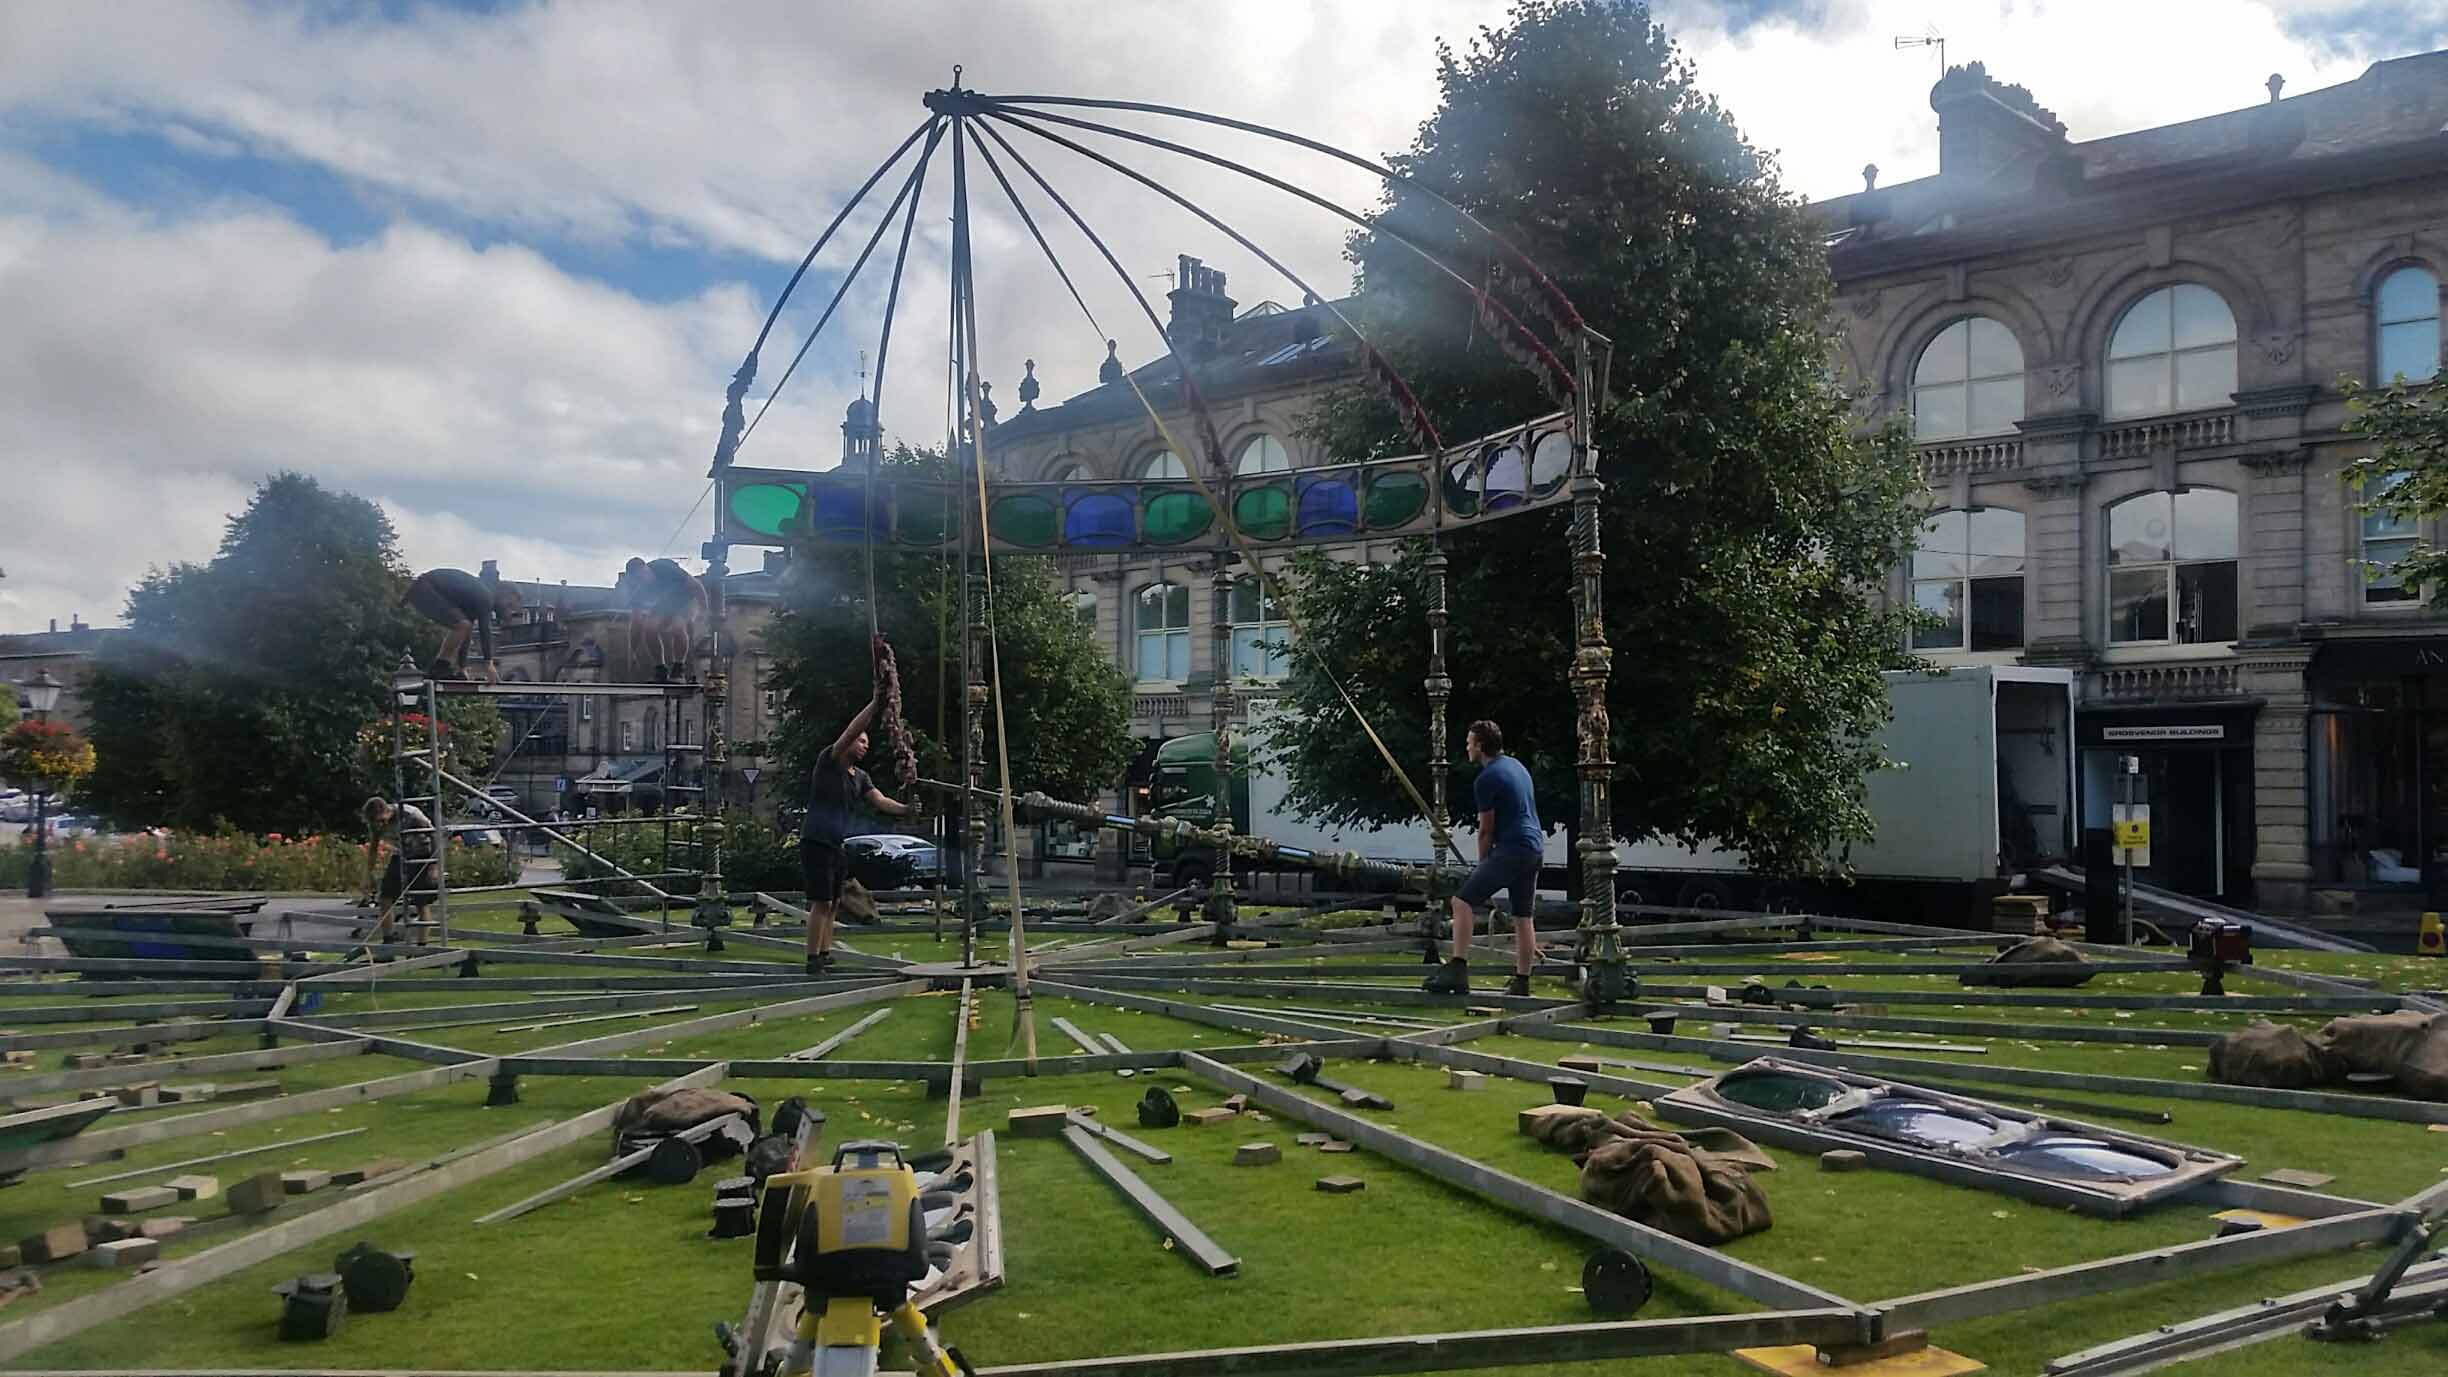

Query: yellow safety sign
left=2421, top=911, right=2443, bottom=959
left=2114, top=818, right=2151, bottom=848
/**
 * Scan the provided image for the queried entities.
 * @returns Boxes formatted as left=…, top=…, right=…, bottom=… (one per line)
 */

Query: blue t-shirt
left=1473, top=753, right=1543, bottom=857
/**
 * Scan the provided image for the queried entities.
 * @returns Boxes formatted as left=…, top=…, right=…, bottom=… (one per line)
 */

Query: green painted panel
left=1141, top=490, right=1214, bottom=545
left=1233, top=485, right=1291, bottom=541
left=728, top=483, right=804, bottom=538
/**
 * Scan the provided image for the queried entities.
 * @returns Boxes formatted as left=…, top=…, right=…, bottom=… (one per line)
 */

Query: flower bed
left=0, top=829, right=516, bottom=892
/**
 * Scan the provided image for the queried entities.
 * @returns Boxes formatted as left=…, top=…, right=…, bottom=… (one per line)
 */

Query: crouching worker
left=363, top=796, right=439, bottom=946
left=405, top=566, right=521, bottom=683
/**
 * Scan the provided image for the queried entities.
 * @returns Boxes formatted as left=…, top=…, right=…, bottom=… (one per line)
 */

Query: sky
left=2, top=0, right=2441, bottom=632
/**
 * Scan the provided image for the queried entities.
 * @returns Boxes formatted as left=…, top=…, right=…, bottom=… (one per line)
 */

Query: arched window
left=2107, top=488, right=2239, bottom=644
left=2108, top=285, right=2237, bottom=418
left=1135, top=451, right=1188, bottom=480
left=1910, top=509, right=2026, bottom=651
left=2376, top=266, right=2440, bottom=384
left=2362, top=473, right=2420, bottom=605
left=1234, top=434, right=1291, bottom=475
left=1069, top=589, right=1099, bottom=632
left=1912, top=317, right=2024, bottom=440
left=1132, top=582, right=1190, bottom=681
left=1228, top=578, right=1293, bottom=679
left=1044, top=458, right=1086, bottom=483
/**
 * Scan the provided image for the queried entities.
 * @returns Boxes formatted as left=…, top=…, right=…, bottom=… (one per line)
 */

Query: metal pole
left=697, top=565, right=733, bottom=939
left=424, top=678, right=450, bottom=946
left=2121, top=754, right=2137, bottom=946
left=26, top=783, right=50, bottom=899
left=1208, top=553, right=1237, bottom=928
left=1568, top=328, right=1624, bottom=1009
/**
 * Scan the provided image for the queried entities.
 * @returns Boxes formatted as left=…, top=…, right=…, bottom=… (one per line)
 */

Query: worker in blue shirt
left=1425, top=719, right=1543, bottom=997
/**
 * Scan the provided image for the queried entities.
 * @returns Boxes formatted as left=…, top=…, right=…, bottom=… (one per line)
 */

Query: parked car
left=844, top=833, right=941, bottom=887
left=0, top=791, right=31, bottom=823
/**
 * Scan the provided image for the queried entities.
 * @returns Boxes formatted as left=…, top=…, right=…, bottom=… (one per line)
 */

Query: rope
left=968, top=122, right=1465, bottom=864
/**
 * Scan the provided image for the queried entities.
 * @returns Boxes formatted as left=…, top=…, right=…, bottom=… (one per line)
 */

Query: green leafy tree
left=763, top=444, right=1133, bottom=811
left=2343, top=378, right=2448, bottom=600
left=1270, top=0, right=1925, bottom=878
left=0, top=681, right=17, bottom=735
left=81, top=472, right=429, bottom=834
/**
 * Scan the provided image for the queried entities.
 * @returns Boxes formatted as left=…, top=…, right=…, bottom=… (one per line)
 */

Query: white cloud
left=0, top=0, right=2427, bottom=630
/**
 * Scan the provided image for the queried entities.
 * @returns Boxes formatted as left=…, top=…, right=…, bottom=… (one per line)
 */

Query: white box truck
left=1611, top=666, right=2077, bottom=927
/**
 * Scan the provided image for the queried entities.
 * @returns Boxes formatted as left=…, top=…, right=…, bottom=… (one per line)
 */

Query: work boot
left=652, top=662, right=670, bottom=684
left=805, top=951, right=833, bottom=977
left=1504, top=973, right=1532, bottom=998
left=1422, top=957, right=1469, bottom=995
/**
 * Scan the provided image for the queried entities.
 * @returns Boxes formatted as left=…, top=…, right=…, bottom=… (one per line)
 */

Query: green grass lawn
left=7, top=932, right=2446, bottom=1375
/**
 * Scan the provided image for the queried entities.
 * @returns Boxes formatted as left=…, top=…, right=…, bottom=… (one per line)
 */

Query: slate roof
left=988, top=296, right=1352, bottom=445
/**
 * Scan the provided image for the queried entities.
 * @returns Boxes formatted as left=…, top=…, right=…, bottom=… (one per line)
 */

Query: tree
left=762, top=444, right=1133, bottom=810
left=0, top=681, right=16, bottom=736
left=2343, top=377, right=2448, bottom=600
left=1269, top=0, right=1925, bottom=878
left=81, top=472, right=428, bottom=835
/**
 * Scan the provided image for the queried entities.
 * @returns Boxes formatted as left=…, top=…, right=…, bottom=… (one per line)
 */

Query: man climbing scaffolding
left=801, top=638, right=921, bottom=976
left=1425, top=719, right=1543, bottom=997
left=618, top=556, right=707, bottom=682
left=405, top=566, right=522, bottom=683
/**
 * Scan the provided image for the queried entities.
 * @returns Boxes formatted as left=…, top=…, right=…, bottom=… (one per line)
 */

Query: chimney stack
left=1166, top=255, right=1236, bottom=362
left=1930, top=63, right=2068, bottom=181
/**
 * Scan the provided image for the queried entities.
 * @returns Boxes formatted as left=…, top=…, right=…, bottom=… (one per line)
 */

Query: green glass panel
left=989, top=494, right=1060, bottom=548
left=728, top=483, right=805, bottom=538
left=1142, top=490, right=1214, bottom=545
left=895, top=489, right=950, bottom=547
left=1715, top=1070, right=1846, bottom=1114
left=1234, top=485, right=1292, bottom=541
left=1364, top=470, right=1428, bottom=529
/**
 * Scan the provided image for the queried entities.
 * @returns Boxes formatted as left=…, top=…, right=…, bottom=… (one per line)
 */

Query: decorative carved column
left=962, top=564, right=988, bottom=967
left=1423, top=540, right=1453, bottom=847
left=1568, top=331, right=1625, bottom=1010
left=696, top=539, right=731, bottom=929
left=1207, top=554, right=1238, bottom=928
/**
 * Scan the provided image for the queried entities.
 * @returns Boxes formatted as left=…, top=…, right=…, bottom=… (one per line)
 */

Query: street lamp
left=23, top=667, right=63, bottom=900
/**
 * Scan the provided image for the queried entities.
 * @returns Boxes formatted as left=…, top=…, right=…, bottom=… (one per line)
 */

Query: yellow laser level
left=746, top=1140, right=971, bottom=1377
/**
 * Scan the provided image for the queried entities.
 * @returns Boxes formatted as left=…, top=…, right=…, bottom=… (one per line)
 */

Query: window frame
left=1233, top=433, right=1292, bottom=476
left=2104, top=488, right=2242, bottom=647
left=2374, top=264, right=2442, bottom=385
left=1070, top=589, right=1099, bottom=633
left=1130, top=581, right=1191, bottom=684
left=1910, top=317, right=2026, bottom=442
left=2360, top=471, right=2424, bottom=607
left=2106, top=285, right=2239, bottom=420
left=1134, top=450, right=1189, bottom=480
left=1226, top=577, right=1294, bottom=680
left=1043, top=458, right=1087, bottom=483
left=1907, top=507, right=2028, bottom=653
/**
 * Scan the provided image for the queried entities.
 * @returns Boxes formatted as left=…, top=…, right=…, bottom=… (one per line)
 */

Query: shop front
left=2077, top=703, right=2258, bottom=903
left=2307, top=636, right=2448, bottom=908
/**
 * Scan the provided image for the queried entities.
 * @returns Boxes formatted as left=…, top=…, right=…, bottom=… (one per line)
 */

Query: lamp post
left=23, top=667, right=64, bottom=900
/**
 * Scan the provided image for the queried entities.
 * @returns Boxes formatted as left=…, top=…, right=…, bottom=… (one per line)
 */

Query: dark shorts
left=801, top=838, right=847, bottom=907
left=406, top=577, right=472, bottom=627
left=1457, top=848, right=1539, bottom=917
left=381, top=854, right=438, bottom=905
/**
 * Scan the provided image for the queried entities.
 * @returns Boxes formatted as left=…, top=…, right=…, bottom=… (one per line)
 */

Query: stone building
left=1, top=617, right=122, bottom=731
left=1815, top=55, right=2448, bottom=915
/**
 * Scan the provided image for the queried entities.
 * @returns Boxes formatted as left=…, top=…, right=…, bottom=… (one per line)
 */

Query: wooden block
left=1184, top=1107, right=1239, bottom=1127
left=1519, top=1102, right=1592, bottom=1137
left=2259, top=1168, right=2336, bottom=1189
left=1557, top=1054, right=1607, bottom=1074
left=137, top=1217, right=192, bottom=1240
left=1734, top=1341, right=1982, bottom=1376
left=1232, top=1142, right=1281, bottom=1167
left=1464, top=1005, right=1505, bottom=1016
left=1005, top=1105, right=1072, bottom=1138
left=65, top=1054, right=104, bottom=1070
left=20, top=1223, right=87, bottom=1263
left=1294, top=1133, right=1330, bottom=1147
left=81, top=1216, right=137, bottom=1244
left=0, top=1245, right=17, bottom=1268
left=226, top=1172, right=285, bottom=1215
left=112, top=1083, right=160, bottom=1108
left=99, top=1185, right=177, bottom=1215
left=2210, top=1208, right=2304, bottom=1231
left=1704, top=985, right=1730, bottom=1006
left=331, top=1159, right=407, bottom=1187
left=159, top=1084, right=216, bottom=1103
left=167, top=1174, right=220, bottom=1201
left=1820, top=1150, right=1869, bottom=1172
left=1220, top=1094, right=1249, bottom=1113
left=83, top=1237, right=160, bottom=1269
left=1315, top=1175, right=1365, bottom=1194
left=1224, top=939, right=1268, bottom=950
left=1446, top=1069, right=1489, bottom=1092
left=216, top=1080, right=282, bottom=1102
left=280, top=1169, right=332, bottom=1196
left=1318, top=1139, right=1354, bottom=1154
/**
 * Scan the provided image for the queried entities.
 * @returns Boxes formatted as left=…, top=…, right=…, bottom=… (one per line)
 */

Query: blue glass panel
left=807, top=483, right=881, bottom=541
left=1064, top=492, right=1135, bottom=547
left=1832, top=1100, right=1994, bottom=1149
left=1294, top=474, right=1360, bottom=538
left=2000, top=1136, right=2176, bottom=1179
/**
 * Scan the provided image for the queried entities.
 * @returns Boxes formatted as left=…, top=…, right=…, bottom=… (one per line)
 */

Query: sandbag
left=1614, top=1109, right=1778, bottom=1174
left=1579, top=1129, right=1773, bottom=1245
left=836, top=878, right=879, bottom=925
left=611, top=1087, right=761, bottom=1146
left=2209, top=1019, right=2339, bottom=1089
left=2314, top=1011, right=2448, bottom=1100
left=1974, top=935, right=2094, bottom=988
left=2400, top=1017, right=2448, bottom=1101
left=1524, top=1106, right=1777, bottom=1174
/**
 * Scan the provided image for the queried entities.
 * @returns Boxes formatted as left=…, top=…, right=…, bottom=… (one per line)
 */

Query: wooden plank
left=474, top=1112, right=746, bottom=1224
left=0, top=1064, right=729, bottom=1362
left=530, top=979, right=926, bottom=1059
left=1059, top=1125, right=1236, bottom=1275
left=0, top=1040, right=367, bottom=1099
left=66, top=1128, right=371, bottom=1190
left=945, top=980, right=975, bottom=1150
left=1180, top=1053, right=1853, bottom=1311
left=784, top=1008, right=893, bottom=1061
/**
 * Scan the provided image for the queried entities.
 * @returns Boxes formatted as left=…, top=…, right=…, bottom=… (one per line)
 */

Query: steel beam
left=1060, top=1124, right=1236, bottom=1275
left=2044, top=1260, right=2448, bottom=1375
left=0, top=1038, right=368, bottom=1098
left=531, top=979, right=928, bottom=1058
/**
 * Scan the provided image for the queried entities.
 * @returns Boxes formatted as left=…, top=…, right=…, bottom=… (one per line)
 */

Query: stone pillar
left=2241, top=450, right=2310, bottom=637
left=1206, top=555, right=1237, bottom=927
left=2019, top=468, right=2091, bottom=663
left=2245, top=649, right=2316, bottom=912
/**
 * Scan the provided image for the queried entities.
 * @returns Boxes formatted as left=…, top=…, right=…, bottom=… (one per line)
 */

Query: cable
left=863, top=120, right=941, bottom=637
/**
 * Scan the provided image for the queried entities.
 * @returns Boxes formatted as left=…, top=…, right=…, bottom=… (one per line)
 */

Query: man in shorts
left=405, top=566, right=521, bottom=682
left=801, top=681, right=919, bottom=976
left=362, top=796, right=438, bottom=944
left=617, top=557, right=707, bottom=683
left=1424, top=719, right=1543, bottom=997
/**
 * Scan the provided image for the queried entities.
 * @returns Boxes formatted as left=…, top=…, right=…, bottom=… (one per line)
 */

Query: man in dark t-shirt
left=1426, top=718, right=1545, bottom=997
left=802, top=684, right=919, bottom=975
left=405, top=567, right=522, bottom=682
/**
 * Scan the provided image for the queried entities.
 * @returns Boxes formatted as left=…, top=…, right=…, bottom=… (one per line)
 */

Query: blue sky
left=0, top=0, right=2422, bottom=631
